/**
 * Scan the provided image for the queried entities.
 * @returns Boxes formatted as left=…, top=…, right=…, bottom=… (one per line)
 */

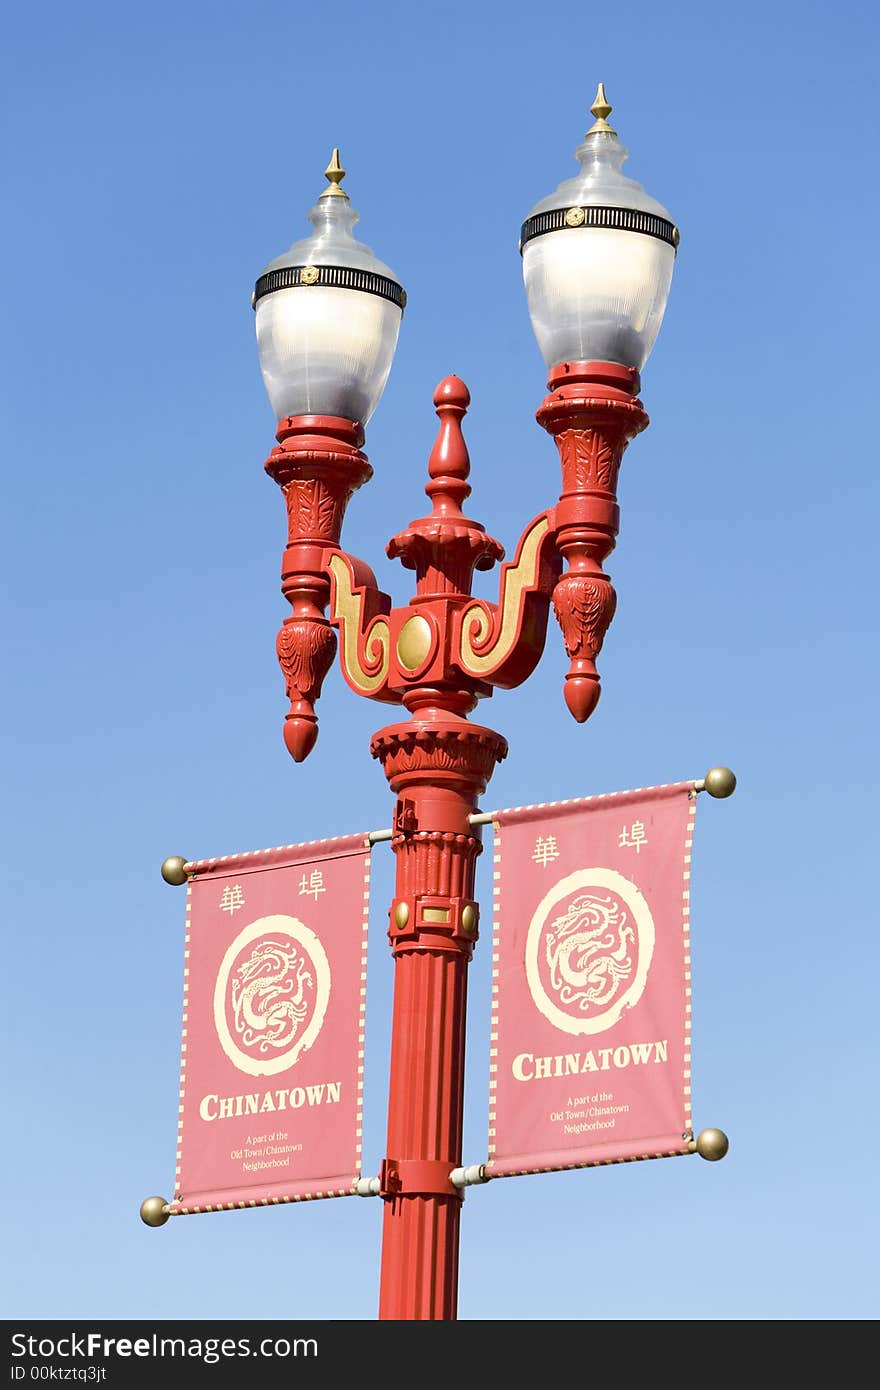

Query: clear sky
left=2, top=0, right=877, bottom=1323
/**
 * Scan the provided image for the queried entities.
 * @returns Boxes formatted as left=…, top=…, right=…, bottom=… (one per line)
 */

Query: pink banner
left=167, top=833, right=370, bottom=1214
left=487, top=783, right=696, bottom=1178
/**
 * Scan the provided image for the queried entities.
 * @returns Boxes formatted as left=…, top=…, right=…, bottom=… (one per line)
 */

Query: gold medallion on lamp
left=396, top=614, right=433, bottom=672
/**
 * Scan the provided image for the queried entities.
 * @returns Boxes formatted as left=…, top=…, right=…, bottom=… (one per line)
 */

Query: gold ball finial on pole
left=321, top=147, right=348, bottom=199
left=694, top=1128, right=730, bottom=1161
left=587, top=82, right=617, bottom=136
left=140, top=1196, right=170, bottom=1227
left=161, top=855, right=190, bottom=886
left=703, top=767, right=737, bottom=799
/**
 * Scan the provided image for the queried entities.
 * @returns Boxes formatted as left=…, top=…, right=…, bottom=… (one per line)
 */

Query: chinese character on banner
left=219, top=884, right=245, bottom=914
left=299, top=869, right=326, bottom=901
left=166, top=833, right=371, bottom=1215
left=618, top=820, right=648, bottom=853
left=532, top=835, right=560, bottom=867
left=488, top=782, right=696, bottom=1179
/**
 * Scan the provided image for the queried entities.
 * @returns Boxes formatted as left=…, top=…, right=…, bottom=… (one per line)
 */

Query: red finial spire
left=386, top=375, right=502, bottom=589
left=427, top=376, right=471, bottom=509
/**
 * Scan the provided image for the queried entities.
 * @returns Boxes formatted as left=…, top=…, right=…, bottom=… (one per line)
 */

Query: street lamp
left=253, top=148, right=406, bottom=428
left=521, top=82, right=677, bottom=373
left=250, top=85, right=677, bottom=1320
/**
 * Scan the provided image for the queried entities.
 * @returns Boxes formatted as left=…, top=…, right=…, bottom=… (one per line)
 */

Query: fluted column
left=371, top=713, right=507, bottom=1319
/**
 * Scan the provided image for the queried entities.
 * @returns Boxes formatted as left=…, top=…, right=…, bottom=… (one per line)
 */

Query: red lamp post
left=252, top=88, right=678, bottom=1320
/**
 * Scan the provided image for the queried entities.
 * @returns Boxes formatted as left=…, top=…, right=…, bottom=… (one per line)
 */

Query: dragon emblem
left=544, top=892, right=635, bottom=1015
left=230, top=938, right=314, bottom=1055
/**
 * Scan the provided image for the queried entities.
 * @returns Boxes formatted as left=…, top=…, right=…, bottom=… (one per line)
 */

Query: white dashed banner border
left=168, top=834, right=372, bottom=1216
left=486, top=780, right=698, bottom=1178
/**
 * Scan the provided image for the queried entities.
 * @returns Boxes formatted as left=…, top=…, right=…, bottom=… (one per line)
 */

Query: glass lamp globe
left=521, top=85, right=678, bottom=373
left=253, top=150, right=406, bottom=425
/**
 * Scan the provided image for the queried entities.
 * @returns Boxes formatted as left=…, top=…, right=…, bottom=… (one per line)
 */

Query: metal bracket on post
left=367, top=768, right=737, bottom=848
left=379, top=1158, right=461, bottom=1199
left=393, top=797, right=419, bottom=838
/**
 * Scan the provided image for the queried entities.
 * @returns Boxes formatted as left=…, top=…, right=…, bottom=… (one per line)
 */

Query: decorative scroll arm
left=453, top=512, right=562, bottom=689
left=325, top=549, right=396, bottom=703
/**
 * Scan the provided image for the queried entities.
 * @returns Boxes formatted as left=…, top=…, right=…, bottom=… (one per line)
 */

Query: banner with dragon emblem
left=487, top=783, right=697, bottom=1178
left=168, top=833, right=371, bottom=1214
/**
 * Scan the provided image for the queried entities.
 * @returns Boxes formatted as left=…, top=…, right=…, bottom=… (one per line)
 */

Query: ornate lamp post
left=251, top=89, right=678, bottom=1321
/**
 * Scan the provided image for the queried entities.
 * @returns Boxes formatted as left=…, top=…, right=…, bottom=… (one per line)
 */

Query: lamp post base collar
left=544, top=359, right=642, bottom=398
left=370, top=715, right=508, bottom=795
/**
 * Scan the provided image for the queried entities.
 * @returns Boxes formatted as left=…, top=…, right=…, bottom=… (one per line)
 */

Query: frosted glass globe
left=254, top=161, right=405, bottom=425
left=521, top=98, right=677, bottom=373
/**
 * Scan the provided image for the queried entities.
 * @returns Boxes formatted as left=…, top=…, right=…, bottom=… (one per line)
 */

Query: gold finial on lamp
left=321, top=147, right=348, bottom=198
left=587, top=82, right=617, bottom=136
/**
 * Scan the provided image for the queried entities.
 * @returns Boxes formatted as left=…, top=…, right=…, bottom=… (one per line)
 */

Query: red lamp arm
left=263, top=365, right=650, bottom=760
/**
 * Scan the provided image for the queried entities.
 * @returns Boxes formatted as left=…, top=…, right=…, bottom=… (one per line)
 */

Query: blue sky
left=2, top=0, right=878, bottom=1321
